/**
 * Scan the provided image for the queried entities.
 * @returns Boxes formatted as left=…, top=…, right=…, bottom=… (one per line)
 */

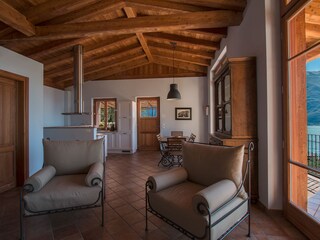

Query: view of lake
left=307, top=69, right=320, bottom=155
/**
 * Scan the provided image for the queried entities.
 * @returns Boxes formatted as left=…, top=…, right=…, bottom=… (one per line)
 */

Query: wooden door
left=137, top=97, right=160, bottom=150
left=0, top=77, right=17, bottom=193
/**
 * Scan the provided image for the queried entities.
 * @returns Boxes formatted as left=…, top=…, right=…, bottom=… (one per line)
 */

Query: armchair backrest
left=182, top=142, right=244, bottom=188
left=43, top=138, right=104, bottom=175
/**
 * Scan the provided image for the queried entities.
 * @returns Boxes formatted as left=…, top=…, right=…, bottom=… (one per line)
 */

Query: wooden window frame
left=282, top=0, right=320, bottom=238
left=93, top=98, right=117, bottom=131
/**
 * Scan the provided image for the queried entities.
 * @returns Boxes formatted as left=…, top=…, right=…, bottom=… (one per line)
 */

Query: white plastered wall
left=208, top=0, right=282, bottom=209
left=66, top=77, right=209, bottom=143
left=0, top=47, right=44, bottom=175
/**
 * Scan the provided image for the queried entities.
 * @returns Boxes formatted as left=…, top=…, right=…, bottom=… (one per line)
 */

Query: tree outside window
left=93, top=98, right=117, bottom=131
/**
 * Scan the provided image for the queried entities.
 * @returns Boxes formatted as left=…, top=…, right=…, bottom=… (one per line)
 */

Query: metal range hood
left=62, top=45, right=90, bottom=115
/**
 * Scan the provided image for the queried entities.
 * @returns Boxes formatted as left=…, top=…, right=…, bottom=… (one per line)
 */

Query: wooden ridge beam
left=124, top=7, right=153, bottom=62
left=0, top=0, right=35, bottom=36
left=0, top=10, right=242, bottom=42
left=150, top=47, right=210, bottom=66
left=153, top=55, right=208, bottom=73
left=145, top=32, right=220, bottom=51
left=147, top=41, right=214, bottom=59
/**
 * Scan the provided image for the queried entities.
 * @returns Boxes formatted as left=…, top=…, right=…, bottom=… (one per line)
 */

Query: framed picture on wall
left=175, top=107, right=192, bottom=120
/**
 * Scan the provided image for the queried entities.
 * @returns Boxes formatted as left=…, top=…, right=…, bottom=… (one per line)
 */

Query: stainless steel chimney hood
left=62, top=45, right=90, bottom=115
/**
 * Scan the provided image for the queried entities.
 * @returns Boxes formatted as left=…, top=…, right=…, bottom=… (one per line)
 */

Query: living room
left=0, top=0, right=319, bottom=239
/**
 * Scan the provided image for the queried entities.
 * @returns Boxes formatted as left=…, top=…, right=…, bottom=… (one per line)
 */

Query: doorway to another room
left=137, top=97, right=160, bottom=151
left=0, top=70, right=28, bottom=193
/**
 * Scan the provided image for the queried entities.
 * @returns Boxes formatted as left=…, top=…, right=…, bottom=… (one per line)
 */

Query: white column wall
left=43, top=86, right=65, bottom=127
left=208, top=0, right=282, bottom=209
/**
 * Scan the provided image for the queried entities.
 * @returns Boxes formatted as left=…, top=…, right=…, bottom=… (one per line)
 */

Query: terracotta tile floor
left=0, top=151, right=308, bottom=240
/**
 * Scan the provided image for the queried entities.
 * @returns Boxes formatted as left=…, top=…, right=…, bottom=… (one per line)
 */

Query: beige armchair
left=145, top=142, right=253, bottom=240
left=20, top=138, right=105, bottom=240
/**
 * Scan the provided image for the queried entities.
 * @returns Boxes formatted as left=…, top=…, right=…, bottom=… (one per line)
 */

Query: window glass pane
left=106, top=100, right=116, bottom=131
left=288, top=0, right=320, bottom=59
left=290, top=164, right=320, bottom=222
left=224, top=75, right=230, bottom=101
left=94, top=99, right=117, bottom=131
left=217, top=81, right=222, bottom=104
left=98, top=101, right=105, bottom=129
left=140, top=100, right=157, bottom=118
left=225, top=103, right=231, bottom=132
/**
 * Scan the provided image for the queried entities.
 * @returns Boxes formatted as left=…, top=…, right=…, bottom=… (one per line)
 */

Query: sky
left=307, top=58, right=320, bottom=71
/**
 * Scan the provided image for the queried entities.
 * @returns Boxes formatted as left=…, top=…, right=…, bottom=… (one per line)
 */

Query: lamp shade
left=167, top=83, right=181, bottom=100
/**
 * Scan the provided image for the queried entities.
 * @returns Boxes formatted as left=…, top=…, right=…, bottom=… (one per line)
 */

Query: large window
left=283, top=0, right=320, bottom=238
left=93, top=98, right=117, bottom=131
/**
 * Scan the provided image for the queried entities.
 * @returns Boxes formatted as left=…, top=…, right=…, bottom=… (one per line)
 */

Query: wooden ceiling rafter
left=147, top=41, right=214, bottom=59
left=48, top=45, right=144, bottom=80
left=153, top=55, right=208, bottom=73
left=0, top=0, right=249, bottom=89
left=41, top=0, right=125, bottom=25
left=145, top=32, right=220, bottom=51
left=165, top=0, right=247, bottom=11
left=125, top=0, right=212, bottom=13
left=0, top=10, right=242, bottom=42
left=150, top=47, right=211, bottom=66
left=60, top=56, right=150, bottom=87
left=0, top=0, right=35, bottom=36
left=53, top=52, right=147, bottom=84
left=123, top=7, right=153, bottom=63
left=43, top=35, right=138, bottom=71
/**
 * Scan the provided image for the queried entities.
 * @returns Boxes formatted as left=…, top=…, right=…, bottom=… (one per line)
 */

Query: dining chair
left=156, top=134, right=173, bottom=167
left=171, top=131, right=183, bottom=137
left=188, top=133, right=196, bottom=143
left=167, top=137, right=186, bottom=166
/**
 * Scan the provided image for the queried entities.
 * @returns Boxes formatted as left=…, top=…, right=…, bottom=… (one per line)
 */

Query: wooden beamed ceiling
left=0, top=0, right=248, bottom=89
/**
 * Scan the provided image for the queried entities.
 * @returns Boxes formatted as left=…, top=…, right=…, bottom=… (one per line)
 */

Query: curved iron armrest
left=196, top=142, right=254, bottom=228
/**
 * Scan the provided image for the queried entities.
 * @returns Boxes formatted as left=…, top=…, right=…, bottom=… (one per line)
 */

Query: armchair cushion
left=23, top=174, right=102, bottom=215
left=183, top=142, right=244, bottom=188
left=192, top=179, right=237, bottom=216
left=148, top=167, right=188, bottom=192
left=43, top=138, right=104, bottom=175
left=24, top=165, right=56, bottom=192
left=85, top=162, right=104, bottom=187
left=148, top=181, right=247, bottom=238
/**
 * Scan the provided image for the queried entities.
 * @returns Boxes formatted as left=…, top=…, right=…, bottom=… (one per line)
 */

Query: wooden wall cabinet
left=210, top=57, right=259, bottom=202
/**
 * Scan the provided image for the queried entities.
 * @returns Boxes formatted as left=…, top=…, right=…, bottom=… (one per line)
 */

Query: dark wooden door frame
left=0, top=69, right=29, bottom=186
left=137, top=97, right=160, bottom=151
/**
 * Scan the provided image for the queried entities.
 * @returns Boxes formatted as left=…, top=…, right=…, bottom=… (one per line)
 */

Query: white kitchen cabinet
left=118, top=132, right=131, bottom=152
left=117, top=101, right=137, bottom=153
left=102, top=101, right=137, bottom=154
left=106, top=132, right=119, bottom=150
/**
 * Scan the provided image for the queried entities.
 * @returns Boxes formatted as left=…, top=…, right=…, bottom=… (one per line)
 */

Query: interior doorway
left=0, top=70, right=28, bottom=193
left=137, top=97, right=160, bottom=151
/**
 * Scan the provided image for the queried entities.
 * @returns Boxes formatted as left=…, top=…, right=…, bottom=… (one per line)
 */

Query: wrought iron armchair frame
left=19, top=139, right=106, bottom=240
left=145, top=142, right=254, bottom=240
